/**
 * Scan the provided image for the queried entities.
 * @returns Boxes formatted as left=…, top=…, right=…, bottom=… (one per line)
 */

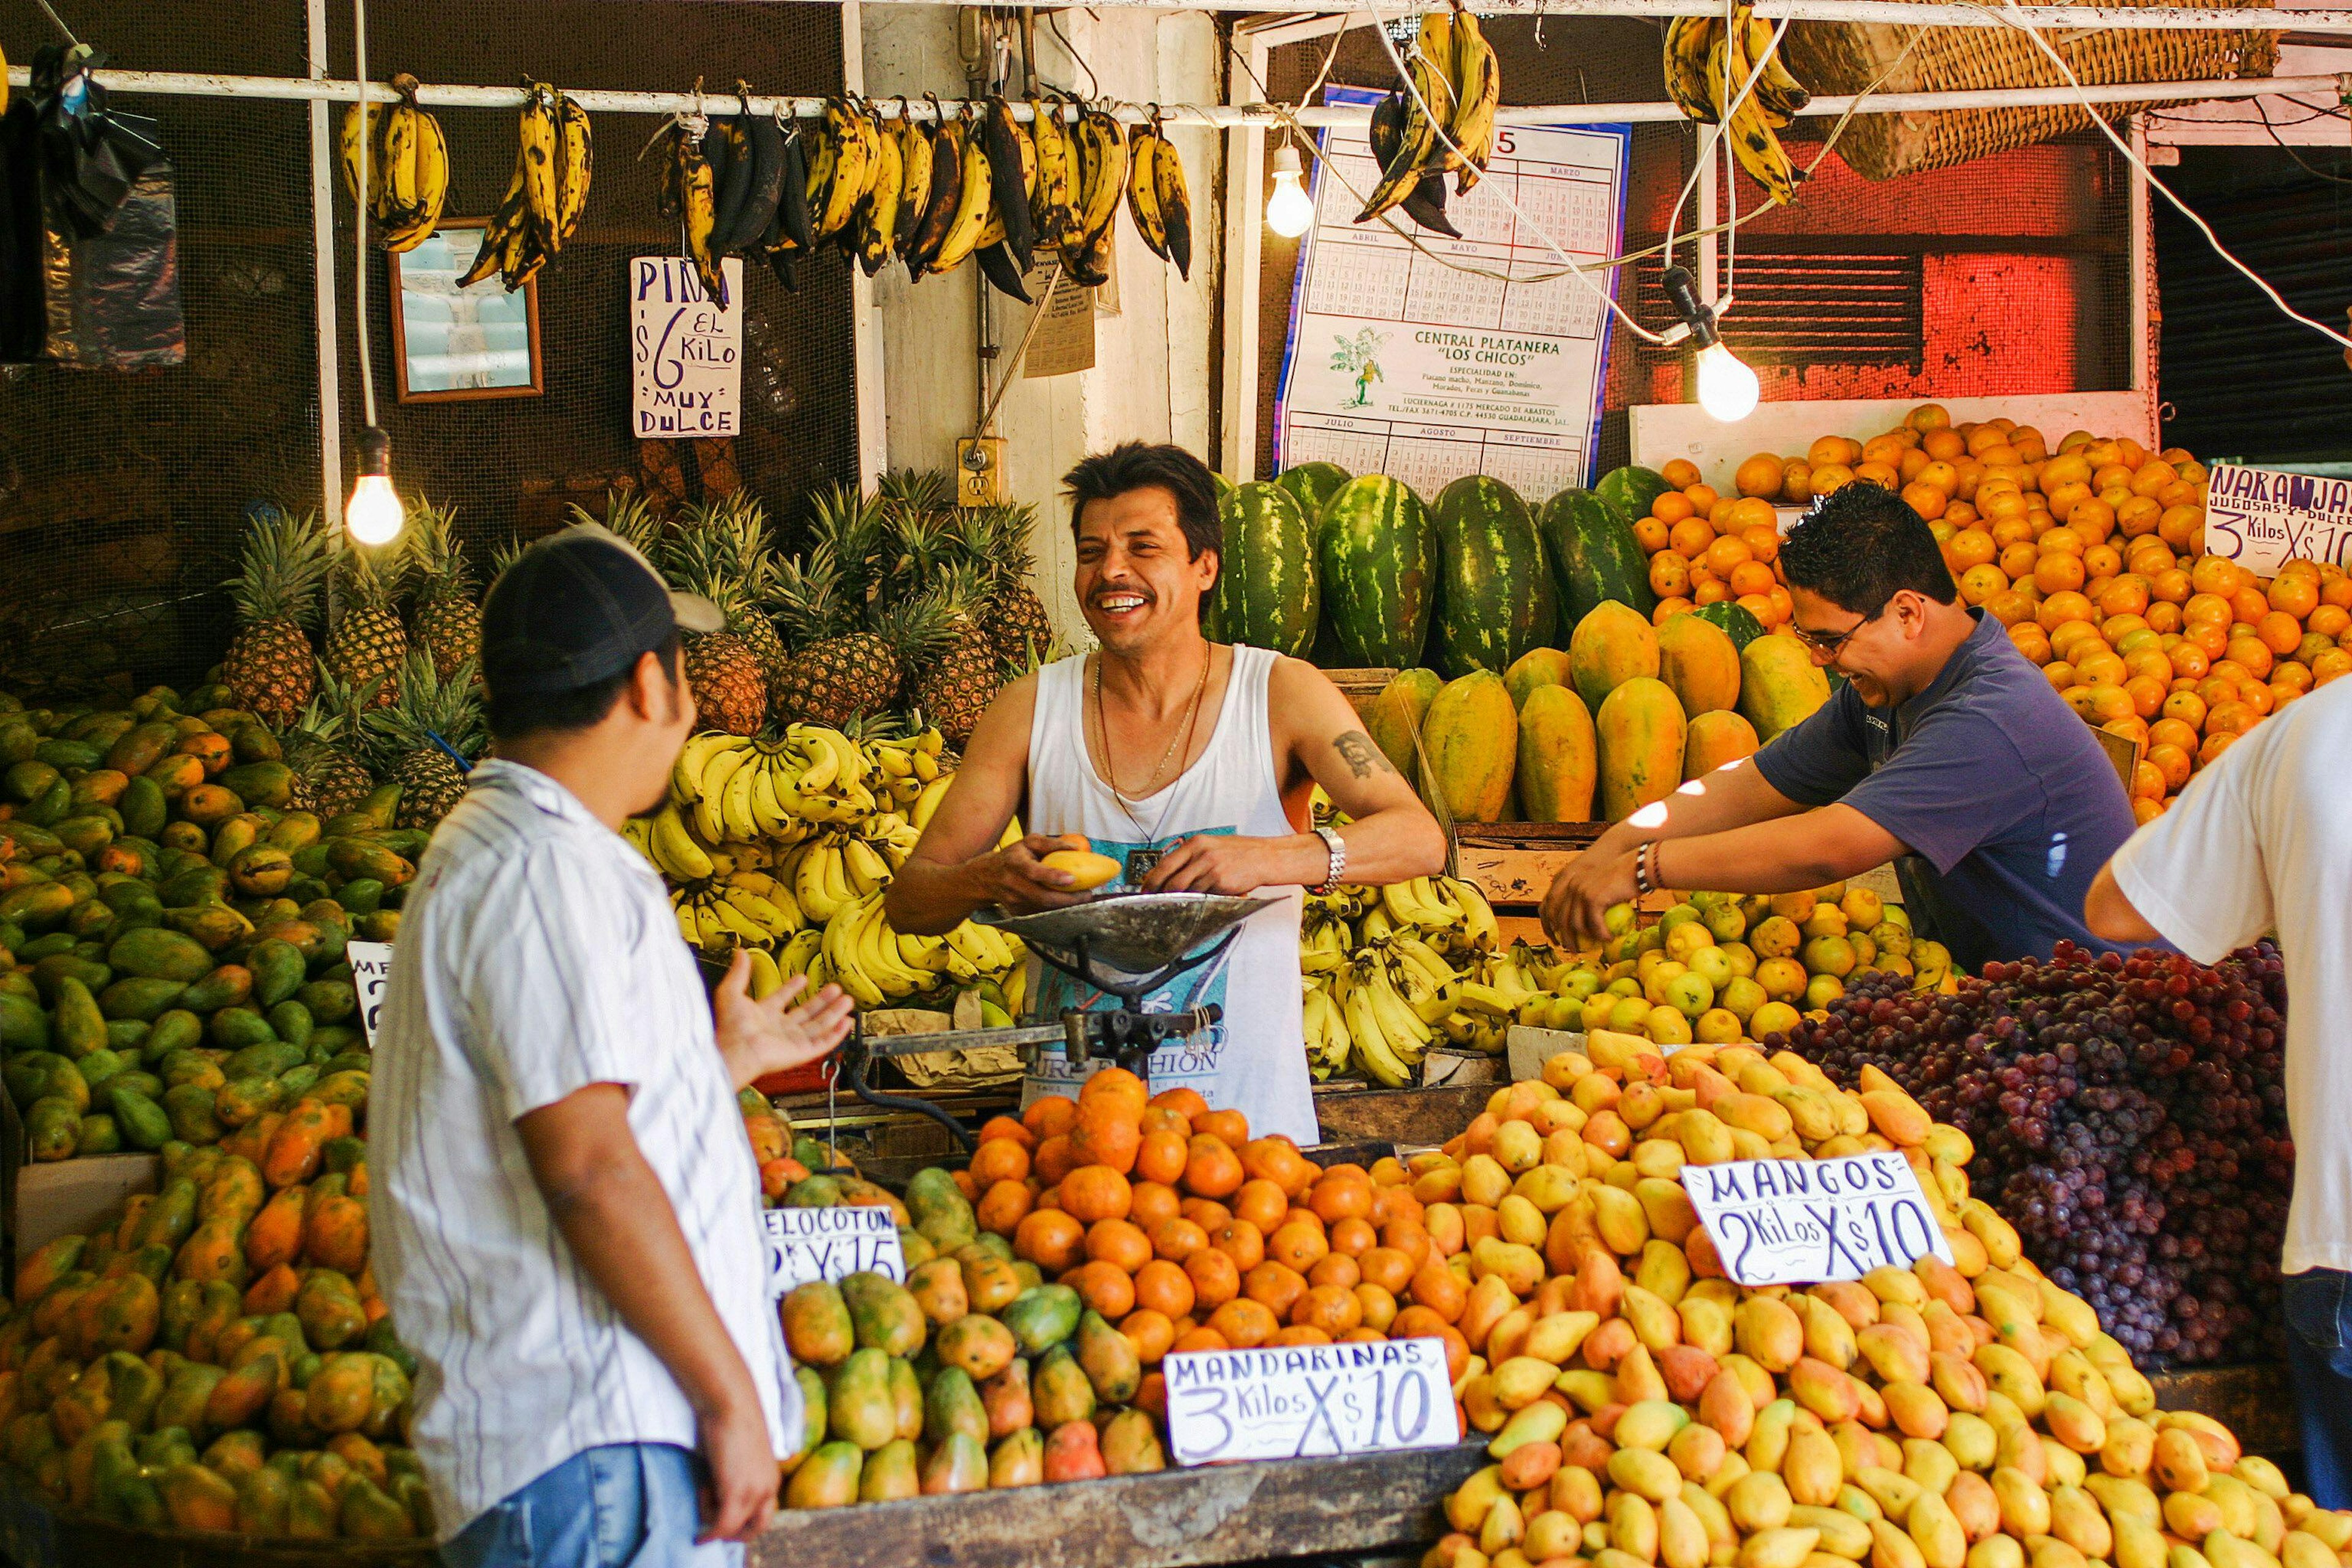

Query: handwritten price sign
left=761, top=1206, right=905, bottom=1299
left=630, top=256, right=741, bottom=438
left=2204, top=464, right=2352, bottom=579
left=1163, top=1337, right=1460, bottom=1466
left=346, top=941, right=395, bottom=1047
left=1681, top=1152, right=1953, bottom=1288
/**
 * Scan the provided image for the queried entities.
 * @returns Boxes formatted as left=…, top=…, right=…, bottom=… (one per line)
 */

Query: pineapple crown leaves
left=334, top=530, right=413, bottom=612
left=363, top=649, right=486, bottom=768
left=225, top=508, right=333, bottom=629
left=404, top=499, right=475, bottom=600
left=568, top=487, right=668, bottom=560
left=283, top=662, right=385, bottom=747
left=875, top=467, right=954, bottom=520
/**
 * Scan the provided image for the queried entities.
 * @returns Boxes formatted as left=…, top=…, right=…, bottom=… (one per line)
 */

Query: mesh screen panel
left=0, top=0, right=852, bottom=695
left=1257, top=17, right=2139, bottom=480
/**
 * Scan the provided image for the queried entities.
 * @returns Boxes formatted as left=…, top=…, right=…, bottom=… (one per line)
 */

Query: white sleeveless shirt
left=1020, top=645, right=1317, bottom=1145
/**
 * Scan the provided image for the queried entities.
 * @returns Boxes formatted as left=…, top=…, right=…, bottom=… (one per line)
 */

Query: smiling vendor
left=1542, top=481, right=2141, bottom=971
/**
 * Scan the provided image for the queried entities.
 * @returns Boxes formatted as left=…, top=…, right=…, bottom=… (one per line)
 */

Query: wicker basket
left=1782, top=0, right=2278, bottom=179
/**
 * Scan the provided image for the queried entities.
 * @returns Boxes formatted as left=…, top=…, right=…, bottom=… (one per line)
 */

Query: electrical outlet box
left=957, top=437, right=1008, bottom=508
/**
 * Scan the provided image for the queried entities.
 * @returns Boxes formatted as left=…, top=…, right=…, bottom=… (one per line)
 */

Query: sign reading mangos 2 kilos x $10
left=1681, top=1152, right=1954, bottom=1287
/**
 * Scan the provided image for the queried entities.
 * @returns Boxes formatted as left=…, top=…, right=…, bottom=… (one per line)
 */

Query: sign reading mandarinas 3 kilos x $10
left=1680, top=1152, right=1954, bottom=1288
left=2203, top=464, right=2352, bottom=579
left=1161, top=1336, right=1460, bottom=1465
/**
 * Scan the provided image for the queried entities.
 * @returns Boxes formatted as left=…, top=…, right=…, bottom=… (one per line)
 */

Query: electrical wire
left=1971, top=0, right=2352, bottom=349
left=352, top=0, right=379, bottom=432
left=2252, top=92, right=2352, bottom=181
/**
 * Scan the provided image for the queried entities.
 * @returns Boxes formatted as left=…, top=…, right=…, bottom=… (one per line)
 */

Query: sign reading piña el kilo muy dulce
left=1161, top=1336, right=1460, bottom=1466
left=1679, top=1152, right=1954, bottom=1288
left=761, top=1206, right=905, bottom=1299
left=345, top=940, right=394, bottom=1048
left=630, top=256, right=742, bottom=438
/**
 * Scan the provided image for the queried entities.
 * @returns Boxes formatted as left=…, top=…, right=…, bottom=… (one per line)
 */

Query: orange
left=1170, top=1325, right=1229, bottom=1355
left=2147, top=743, right=2193, bottom=793
left=1633, top=516, right=1670, bottom=553
left=1668, top=515, right=1714, bottom=558
left=2149, top=717, right=2200, bottom=753
left=2258, top=611, right=2304, bottom=656
left=1193, top=1109, right=1250, bottom=1150
left=1702, top=535, right=1755, bottom=579
left=2034, top=554, right=2086, bottom=595
left=2190, top=556, right=2241, bottom=597
left=1134, top=1129, right=1188, bottom=1186
left=1923, top=427, right=1967, bottom=461
left=1294, top=1284, right=1366, bottom=1336
left=2133, top=797, right=2168, bottom=825
left=979, top=1115, right=1038, bottom=1151
left=1206, top=1298, right=1280, bottom=1349
left=1728, top=560, right=1778, bottom=600
left=1120, top=1308, right=1176, bottom=1365
left=2166, top=641, right=2209, bottom=681
left=2199, top=731, right=2239, bottom=766
left=2274, top=661, right=2313, bottom=695
left=2230, top=586, right=2271, bottom=626
left=1152, top=1216, right=1208, bottom=1264
left=1354, top=1283, right=1400, bottom=1335
left=1380, top=1213, right=1430, bottom=1267
left=2130, top=461, right=2179, bottom=498
left=2327, top=576, right=2352, bottom=609
left=1242, top=1261, right=1310, bottom=1321
left=1727, top=497, right=1778, bottom=533
left=2240, top=680, right=2275, bottom=716
left=1138, top=1104, right=1193, bottom=1139
left=1208, top=1219, right=1265, bottom=1272
left=2310, top=605, right=2351, bottom=639
left=1661, top=459, right=1703, bottom=489
left=1149, top=1085, right=1210, bottom=1120
left=1651, top=490, right=1696, bottom=526
left=1087, top=1217, right=1154, bottom=1273
left=1068, top=1259, right=1136, bottom=1319
left=1183, top=1135, right=1245, bottom=1197
left=1810, top=435, right=1863, bottom=467
left=2226, top=638, right=2274, bottom=679
left=2098, top=578, right=2150, bottom=619
left=1739, top=592, right=1782, bottom=627
left=2314, top=647, right=2352, bottom=684
left=1855, top=462, right=1901, bottom=492
left=1901, top=482, right=1948, bottom=521
left=1080, top=1066, right=1148, bottom=1114
left=2117, top=496, right=2163, bottom=538
left=2087, top=686, right=2136, bottom=724
left=1231, top=1178, right=1289, bottom=1233
left=2123, top=676, right=2166, bottom=720
left=1023, top=1096, right=1078, bottom=1140
left=1649, top=552, right=1691, bottom=600
left=978, top=1179, right=1036, bottom=1237
left=1693, top=579, right=1732, bottom=608
left=1310, top=1173, right=1374, bottom=1226
left=1408, top=1257, right=1469, bottom=1324
left=1810, top=463, right=1857, bottom=496
left=1740, top=525, right=1781, bottom=564
left=2069, top=498, right=2116, bottom=543
left=1864, top=432, right=1914, bottom=466
left=1308, top=1252, right=1362, bottom=1291
left=1183, top=1246, right=1242, bottom=1309
left=971, top=1137, right=1033, bottom=1187
left=1033, top=1134, right=1079, bottom=1186
left=2007, top=623, right=2051, bottom=663
left=1068, top=1109, right=1141, bottom=1176
left=1267, top=1221, right=1331, bottom=1275
left=1128, top=1180, right=1182, bottom=1234
left=1358, top=1245, right=1417, bottom=1295
left=1060, top=1166, right=1134, bottom=1224
left=1180, top=1197, right=1232, bottom=1232
left=1016, top=1208, right=1087, bottom=1272
left=1134, top=1259, right=1196, bottom=1320
left=1735, top=453, right=1785, bottom=499
left=1686, top=484, right=1722, bottom=515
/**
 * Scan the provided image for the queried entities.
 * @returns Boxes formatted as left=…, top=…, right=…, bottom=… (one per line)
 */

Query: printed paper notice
left=631, top=255, right=742, bottom=437
left=347, top=941, right=394, bottom=1047
left=2204, top=464, right=2352, bottom=578
left=1021, top=262, right=1096, bottom=378
left=1274, top=89, right=1629, bottom=499
left=761, top=1206, right=906, bottom=1299
left=1163, top=1336, right=1460, bottom=1466
left=1681, top=1153, right=1954, bottom=1288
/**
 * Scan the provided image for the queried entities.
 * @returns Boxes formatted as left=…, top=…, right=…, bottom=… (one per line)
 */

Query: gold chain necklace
left=1093, top=646, right=1212, bottom=842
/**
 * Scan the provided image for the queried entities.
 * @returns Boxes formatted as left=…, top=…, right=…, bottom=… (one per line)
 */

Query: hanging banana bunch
left=1355, top=4, right=1501, bottom=233
left=706, top=85, right=788, bottom=264
left=339, top=74, right=450, bottom=253
left=1666, top=4, right=1810, bottom=205
left=1124, top=108, right=1193, bottom=281
left=458, top=78, right=592, bottom=292
left=1060, top=101, right=1128, bottom=288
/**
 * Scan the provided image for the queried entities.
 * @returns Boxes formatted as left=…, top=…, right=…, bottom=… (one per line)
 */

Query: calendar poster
left=1273, top=89, right=1629, bottom=499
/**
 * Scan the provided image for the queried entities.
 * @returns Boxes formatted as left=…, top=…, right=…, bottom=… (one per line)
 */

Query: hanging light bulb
left=1265, top=141, right=1314, bottom=239
left=1662, top=263, right=1760, bottom=424
left=345, top=427, right=405, bottom=546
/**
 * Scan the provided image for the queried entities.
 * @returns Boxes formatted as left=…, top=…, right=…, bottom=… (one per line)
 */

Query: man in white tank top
left=886, top=443, right=1446, bottom=1145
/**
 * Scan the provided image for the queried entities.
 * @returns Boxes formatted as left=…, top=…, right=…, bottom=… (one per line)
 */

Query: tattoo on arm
left=1332, top=730, right=1393, bottom=780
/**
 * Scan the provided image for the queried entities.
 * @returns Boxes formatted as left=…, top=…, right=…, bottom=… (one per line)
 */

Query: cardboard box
left=0, top=1072, right=161, bottom=1281
left=1420, top=1047, right=1504, bottom=1088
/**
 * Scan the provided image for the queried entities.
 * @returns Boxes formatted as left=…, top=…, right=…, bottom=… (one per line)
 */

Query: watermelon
left=1318, top=476, right=1435, bottom=668
left=1691, top=600, right=1766, bottom=653
left=1431, top=476, right=1556, bottom=676
left=1274, top=461, right=1351, bottom=523
left=1205, top=482, right=1318, bottom=657
left=1213, top=471, right=1237, bottom=503
left=1539, top=486, right=1657, bottom=628
left=1594, top=464, right=1673, bottom=522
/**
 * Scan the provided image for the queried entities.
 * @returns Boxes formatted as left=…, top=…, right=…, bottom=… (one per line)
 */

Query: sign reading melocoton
left=1679, top=1152, right=1954, bottom=1287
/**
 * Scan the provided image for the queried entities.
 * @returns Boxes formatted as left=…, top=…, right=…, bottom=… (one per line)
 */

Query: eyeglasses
left=1790, top=604, right=1884, bottom=659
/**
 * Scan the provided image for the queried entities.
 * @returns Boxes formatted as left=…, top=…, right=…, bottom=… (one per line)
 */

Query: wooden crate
left=1323, top=667, right=1398, bottom=723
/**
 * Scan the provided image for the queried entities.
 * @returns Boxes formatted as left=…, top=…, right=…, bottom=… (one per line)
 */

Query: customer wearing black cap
left=369, top=524, right=854, bottom=1563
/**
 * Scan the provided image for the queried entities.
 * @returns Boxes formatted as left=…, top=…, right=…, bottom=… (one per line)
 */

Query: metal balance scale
left=831, top=892, right=1276, bottom=1152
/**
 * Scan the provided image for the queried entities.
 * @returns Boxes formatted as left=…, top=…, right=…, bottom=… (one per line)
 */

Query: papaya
left=1042, top=1419, right=1108, bottom=1482
left=782, top=1281, right=856, bottom=1368
left=142, top=1009, right=203, bottom=1061
left=935, top=1313, right=1019, bottom=1382
left=1504, top=647, right=1575, bottom=712
left=1101, top=1406, right=1169, bottom=1475
left=118, top=777, right=168, bottom=840
left=921, top=1430, right=989, bottom=1496
left=982, top=1358, right=1034, bottom=1439
left=826, top=1348, right=897, bottom=1451
left=1657, top=612, right=1744, bottom=716
left=232, top=1463, right=292, bottom=1534
left=1001, top=1284, right=1084, bottom=1357
left=887, top=1355, right=922, bottom=1442
left=341, top=1477, right=415, bottom=1539
left=783, top=1441, right=862, bottom=1509
left=924, top=1366, right=990, bottom=1447
left=135, top=1427, right=198, bottom=1472
left=841, top=1271, right=926, bottom=1358
left=175, top=1217, right=249, bottom=1287
left=1420, top=669, right=1518, bottom=825
left=135, top=1177, right=201, bottom=1251
left=50, top=1365, right=115, bottom=1447
left=1596, top=677, right=1689, bottom=823
left=261, top=1098, right=342, bottom=1188
left=360, top=1355, right=411, bottom=1442
left=1739, top=632, right=1834, bottom=745
left=108, top=927, right=214, bottom=984
left=0, top=993, right=51, bottom=1053
left=293, top=1269, right=367, bottom=1350
left=304, top=1189, right=369, bottom=1275
left=158, top=1460, right=241, bottom=1532
left=198, top=1155, right=267, bottom=1225
left=163, top=1083, right=226, bottom=1145
left=243, top=1264, right=301, bottom=1318
left=305, top=1354, right=375, bottom=1434
left=104, top=1241, right=173, bottom=1285
left=214, top=1077, right=278, bottom=1129
left=100, top=1352, right=162, bottom=1432
left=326, top=1431, right=390, bottom=1489
left=786, top=1365, right=827, bottom=1471
left=1075, top=1309, right=1142, bottom=1404
left=907, top=1257, right=970, bottom=1327
left=203, top=1352, right=281, bottom=1433
left=1569, top=599, right=1662, bottom=713
left=1365, top=668, right=1442, bottom=780
left=26, top=1097, right=81, bottom=1161
left=77, top=1048, right=129, bottom=1095
left=958, top=1250, right=1025, bottom=1316
left=208, top=1007, right=276, bottom=1052
left=856, top=1438, right=921, bottom=1502
left=19, top=1236, right=88, bottom=1300
left=1518, top=684, right=1600, bottom=823
left=267, top=1003, right=314, bottom=1052
left=1032, top=1343, right=1099, bottom=1428
left=1684, top=709, right=1762, bottom=782
left=181, top=965, right=253, bottom=1014
left=285, top=1476, right=339, bottom=1537
left=990, top=1427, right=1045, bottom=1488
left=244, top=1185, right=308, bottom=1272
left=75, top=1275, right=161, bottom=1357
left=205, top=1428, right=268, bottom=1478
left=93, top=1431, right=168, bottom=1526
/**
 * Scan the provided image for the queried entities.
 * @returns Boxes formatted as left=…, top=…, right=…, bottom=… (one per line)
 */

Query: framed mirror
left=387, top=221, right=545, bottom=402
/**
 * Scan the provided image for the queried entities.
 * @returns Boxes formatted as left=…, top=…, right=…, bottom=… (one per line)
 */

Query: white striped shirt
left=369, top=759, right=796, bottom=1540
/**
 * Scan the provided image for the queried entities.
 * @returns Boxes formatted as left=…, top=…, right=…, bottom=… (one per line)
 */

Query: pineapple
left=681, top=493, right=790, bottom=700
left=279, top=665, right=381, bottom=817
left=404, top=500, right=481, bottom=682
left=971, top=504, right=1058, bottom=669
left=221, top=509, right=331, bottom=726
left=910, top=568, right=1007, bottom=748
left=322, top=537, right=410, bottom=712
left=365, top=651, right=486, bottom=830
left=767, top=553, right=903, bottom=726
left=662, top=526, right=769, bottom=736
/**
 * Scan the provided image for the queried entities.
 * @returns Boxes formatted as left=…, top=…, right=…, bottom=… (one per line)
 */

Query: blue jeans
left=441, top=1443, right=743, bottom=1568
left=2283, top=1268, right=2352, bottom=1509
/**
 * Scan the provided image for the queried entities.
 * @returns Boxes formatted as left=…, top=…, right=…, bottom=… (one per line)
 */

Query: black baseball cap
left=480, top=522, right=725, bottom=697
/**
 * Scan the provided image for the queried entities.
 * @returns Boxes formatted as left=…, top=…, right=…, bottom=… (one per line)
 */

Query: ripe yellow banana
left=678, top=126, right=727, bottom=304
left=457, top=173, right=527, bottom=288
left=1026, top=98, right=1075, bottom=248
left=650, top=804, right=715, bottom=881
left=552, top=88, right=594, bottom=249
left=817, top=98, right=875, bottom=238
left=1125, top=120, right=1167, bottom=262
left=1062, top=107, right=1127, bottom=287
left=1151, top=127, right=1193, bottom=281
left=1712, top=34, right=1799, bottom=203
left=376, top=99, right=418, bottom=219
left=338, top=99, right=377, bottom=208
left=519, top=82, right=563, bottom=253
left=1736, top=6, right=1812, bottom=124
left=382, top=96, right=450, bottom=252
left=1446, top=7, right=1501, bottom=193
left=894, top=107, right=935, bottom=246
left=856, top=109, right=903, bottom=275
left=927, top=127, right=996, bottom=276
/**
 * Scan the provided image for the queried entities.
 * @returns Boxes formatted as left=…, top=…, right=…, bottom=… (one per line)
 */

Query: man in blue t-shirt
left=1541, top=481, right=2141, bottom=973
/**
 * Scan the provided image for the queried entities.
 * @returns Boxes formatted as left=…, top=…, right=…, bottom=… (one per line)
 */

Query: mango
left=1743, top=1527, right=1824, bottom=1568
left=781, top=1281, right=856, bottom=1368
left=784, top=1441, right=862, bottom=1509
left=2155, top=1426, right=2211, bottom=1491
left=857, top=1438, right=921, bottom=1502
left=1101, top=1407, right=1167, bottom=1476
left=989, top=1427, right=1043, bottom=1489
left=1911, top=1490, right=1969, bottom=1568
left=1737, top=1297, right=1806, bottom=1373
left=1730, top=1472, right=1796, bottom=1532
left=1610, top=1447, right=1686, bottom=1504
left=1608, top=1488, right=1661, bottom=1559
left=1784, top=1429, right=1844, bottom=1506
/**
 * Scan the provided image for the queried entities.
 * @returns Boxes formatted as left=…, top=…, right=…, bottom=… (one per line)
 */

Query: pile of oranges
left=1652, top=405, right=2352, bottom=818
left=1629, top=461, right=1796, bottom=630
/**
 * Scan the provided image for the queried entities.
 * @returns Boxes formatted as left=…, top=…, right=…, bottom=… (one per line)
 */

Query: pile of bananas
left=660, top=91, right=1186, bottom=306
left=631, top=725, right=1028, bottom=1016
left=1664, top=4, right=1812, bottom=205
left=1298, top=872, right=1517, bottom=1089
left=460, top=79, right=592, bottom=292
left=338, top=74, right=450, bottom=253
left=1355, top=6, right=1501, bottom=235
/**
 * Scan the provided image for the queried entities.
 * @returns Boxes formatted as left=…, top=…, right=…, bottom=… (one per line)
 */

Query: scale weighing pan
left=978, top=892, right=1277, bottom=978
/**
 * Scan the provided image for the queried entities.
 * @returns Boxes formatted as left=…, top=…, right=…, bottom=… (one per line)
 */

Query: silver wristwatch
left=1311, top=826, right=1346, bottom=894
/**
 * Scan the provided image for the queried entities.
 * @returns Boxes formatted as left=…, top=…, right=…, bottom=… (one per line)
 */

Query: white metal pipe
left=7, top=63, right=2340, bottom=123
left=845, top=0, right=2342, bottom=29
